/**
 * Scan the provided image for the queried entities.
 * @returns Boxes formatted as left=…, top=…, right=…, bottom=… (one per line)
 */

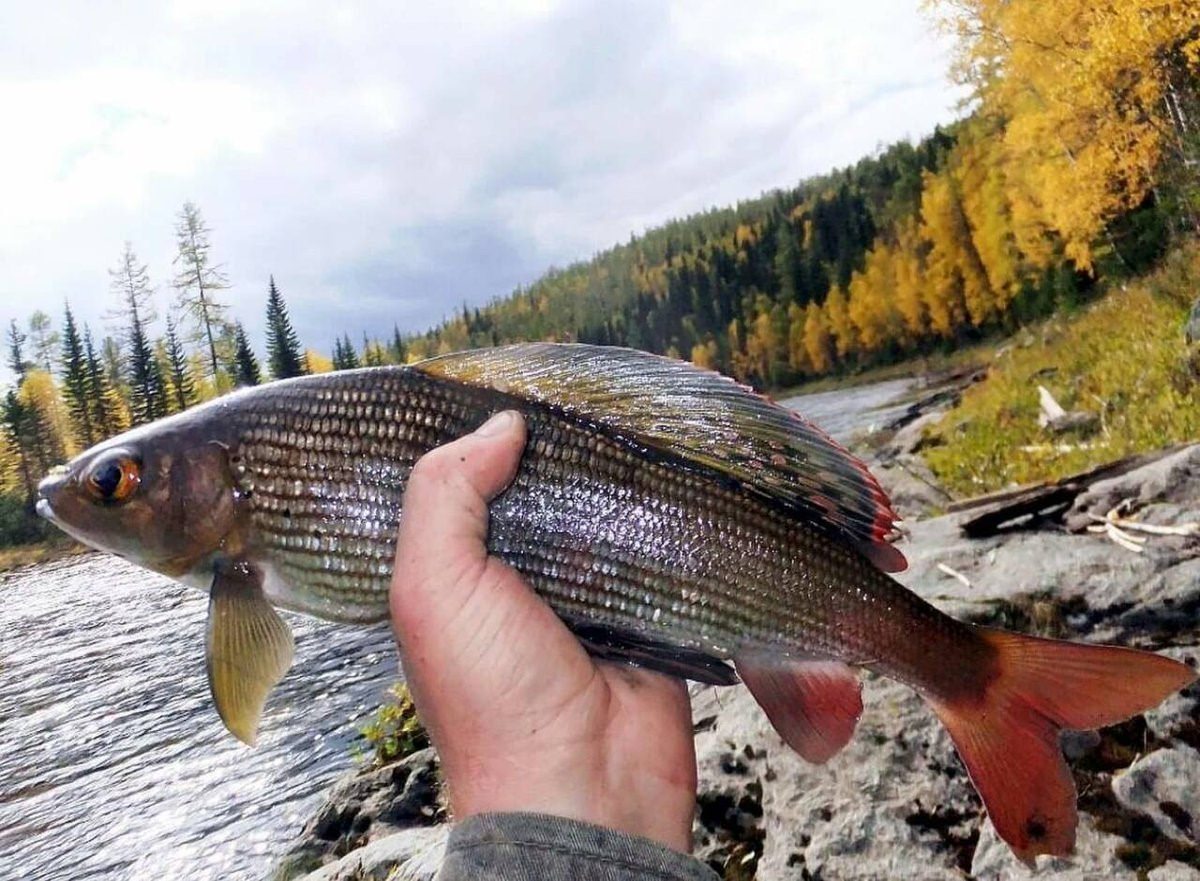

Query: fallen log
left=949, top=445, right=1188, bottom=538
left=882, top=369, right=986, bottom=433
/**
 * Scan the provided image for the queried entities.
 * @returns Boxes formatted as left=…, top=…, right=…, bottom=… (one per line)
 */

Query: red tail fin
left=928, top=626, right=1196, bottom=863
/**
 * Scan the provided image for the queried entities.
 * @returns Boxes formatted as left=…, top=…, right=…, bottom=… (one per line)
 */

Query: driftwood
left=1085, top=498, right=1200, bottom=553
left=1037, top=385, right=1099, bottom=435
left=949, top=445, right=1187, bottom=538
left=882, top=368, right=985, bottom=433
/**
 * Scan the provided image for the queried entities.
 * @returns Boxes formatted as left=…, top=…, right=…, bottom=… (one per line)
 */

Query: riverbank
left=276, top=443, right=1200, bottom=881
left=0, top=540, right=86, bottom=573
left=923, top=244, right=1200, bottom=497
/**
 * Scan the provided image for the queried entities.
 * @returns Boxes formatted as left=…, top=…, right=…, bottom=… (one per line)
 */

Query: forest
left=2, top=0, right=1197, bottom=549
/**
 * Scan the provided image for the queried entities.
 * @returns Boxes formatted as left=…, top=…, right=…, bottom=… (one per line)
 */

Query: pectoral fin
left=205, top=560, right=295, bottom=746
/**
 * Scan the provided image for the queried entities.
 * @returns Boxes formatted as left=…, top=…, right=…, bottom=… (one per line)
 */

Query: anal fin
left=737, top=657, right=863, bottom=763
left=206, top=559, right=295, bottom=746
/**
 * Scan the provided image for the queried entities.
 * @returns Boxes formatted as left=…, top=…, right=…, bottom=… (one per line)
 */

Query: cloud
left=0, top=0, right=965, bottom=366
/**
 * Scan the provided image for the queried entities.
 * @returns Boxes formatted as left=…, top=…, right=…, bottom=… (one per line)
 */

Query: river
left=0, top=376, right=914, bottom=881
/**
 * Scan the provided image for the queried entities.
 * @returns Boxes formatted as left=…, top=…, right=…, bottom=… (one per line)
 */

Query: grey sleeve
left=435, top=812, right=721, bottom=881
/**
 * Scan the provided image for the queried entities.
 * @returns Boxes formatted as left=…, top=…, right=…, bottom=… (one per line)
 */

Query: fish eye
left=84, top=451, right=141, bottom=505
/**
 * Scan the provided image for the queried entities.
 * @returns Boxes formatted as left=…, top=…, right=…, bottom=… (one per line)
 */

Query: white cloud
left=0, top=0, right=965, bottom=366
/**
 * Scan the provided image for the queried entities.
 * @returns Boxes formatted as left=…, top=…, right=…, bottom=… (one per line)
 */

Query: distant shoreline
left=0, top=541, right=89, bottom=574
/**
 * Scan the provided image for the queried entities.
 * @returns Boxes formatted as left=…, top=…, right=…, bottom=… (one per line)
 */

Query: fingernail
left=475, top=410, right=517, bottom=437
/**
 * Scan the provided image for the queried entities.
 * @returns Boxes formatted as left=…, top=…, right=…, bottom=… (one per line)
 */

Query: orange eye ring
left=84, top=452, right=141, bottom=505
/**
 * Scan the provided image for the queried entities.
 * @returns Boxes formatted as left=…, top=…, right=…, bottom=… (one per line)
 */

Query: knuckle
left=409, top=444, right=458, bottom=485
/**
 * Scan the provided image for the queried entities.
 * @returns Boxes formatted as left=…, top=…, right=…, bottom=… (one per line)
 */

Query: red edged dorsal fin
left=736, top=657, right=863, bottom=763
left=416, top=344, right=905, bottom=571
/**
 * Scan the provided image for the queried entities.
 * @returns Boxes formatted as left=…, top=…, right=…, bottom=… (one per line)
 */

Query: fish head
left=36, top=418, right=241, bottom=579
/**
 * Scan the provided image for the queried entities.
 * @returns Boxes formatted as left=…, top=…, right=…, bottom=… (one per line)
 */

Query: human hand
left=390, top=410, right=698, bottom=853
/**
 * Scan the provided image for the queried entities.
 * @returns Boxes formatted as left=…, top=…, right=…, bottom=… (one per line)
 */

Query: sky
left=0, top=0, right=966, bottom=364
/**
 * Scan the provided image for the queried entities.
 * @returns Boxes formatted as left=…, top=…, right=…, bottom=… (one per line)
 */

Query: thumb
left=390, top=409, right=527, bottom=637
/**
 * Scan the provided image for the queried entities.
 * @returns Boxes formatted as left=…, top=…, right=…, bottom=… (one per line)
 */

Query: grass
left=923, top=243, right=1200, bottom=497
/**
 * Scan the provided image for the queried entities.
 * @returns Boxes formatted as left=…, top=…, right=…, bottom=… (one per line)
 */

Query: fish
left=36, top=343, right=1195, bottom=863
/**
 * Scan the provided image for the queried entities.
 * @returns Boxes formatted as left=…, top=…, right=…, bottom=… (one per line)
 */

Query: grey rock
left=1150, top=861, right=1200, bottom=881
left=1112, top=746, right=1200, bottom=843
left=1067, top=445, right=1200, bottom=530
left=297, top=825, right=446, bottom=881
left=1144, top=648, right=1200, bottom=744
left=1185, top=298, right=1200, bottom=346
left=887, top=410, right=944, bottom=457
left=1046, top=410, right=1100, bottom=435
left=971, top=814, right=1133, bottom=879
left=871, top=454, right=951, bottom=521
left=275, top=748, right=443, bottom=879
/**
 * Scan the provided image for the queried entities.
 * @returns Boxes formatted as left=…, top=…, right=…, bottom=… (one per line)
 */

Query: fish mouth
left=35, top=498, right=55, bottom=522
left=36, top=468, right=68, bottom=523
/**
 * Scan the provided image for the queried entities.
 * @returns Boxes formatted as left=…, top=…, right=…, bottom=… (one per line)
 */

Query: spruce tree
left=59, top=303, right=96, bottom=447
left=110, top=243, right=168, bottom=425
left=84, top=328, right=124, bottom=437
left=2, top=389, right=35, bottom=501
left=172, top=202, right=230, bottom=379
left=163, top=317, right=198, bottom=412
left=332, top=334, right=360, bottom=370
left=100, top=335, right=124, bottom=396
left=27, top=311, right=58, bottom=373
left=7, top=320, right=28, bottom=380
left=389, top=325, right=407, bottom=364
left=232, top=323, right=262, bottom=387
left=264, top=276, right=306, bottom=379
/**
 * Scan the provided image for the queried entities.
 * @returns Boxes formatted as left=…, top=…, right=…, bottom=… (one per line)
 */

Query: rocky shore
left=277, top=441, right=1200, bottom=881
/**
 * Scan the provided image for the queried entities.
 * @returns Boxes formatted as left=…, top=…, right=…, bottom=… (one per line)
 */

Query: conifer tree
left=232, top=323, right=262, bottom=387
left=172, top=202, right=230, bottom=378
left=332, top=334, right=360, bottom=370
left=16, top=370, right=69, bottom=477
left=774, top=221, right=803, bottom=305
left=83, top=327, right=125, bottom=437
left=2, top=389, right=35, bottom=501
left=27, top=311, right=58, bottom=373
left=101, top=336, right=123, bottom=389
left=163, top=317, right=198, bottom=412
left=389, top=325, right=407, bottom=364
left=59, top=303, right=96, bottom=447
left=361, top=333, right=386, bottom=367
left=6, top=320, right=28, bottom=381
left=110, top=243, right=167, bottom=425
left=264, top=276, right=306, bottom=379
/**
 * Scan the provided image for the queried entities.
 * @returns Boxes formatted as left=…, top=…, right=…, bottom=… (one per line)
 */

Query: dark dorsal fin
left=416, top=343, right=905, bottom=572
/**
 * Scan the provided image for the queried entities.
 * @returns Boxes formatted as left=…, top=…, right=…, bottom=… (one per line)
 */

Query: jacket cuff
left=436, top=812, right=720, bottom=881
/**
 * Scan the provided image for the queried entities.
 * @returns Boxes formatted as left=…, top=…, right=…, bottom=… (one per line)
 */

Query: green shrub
left=358, top=683, right=429, bottom=766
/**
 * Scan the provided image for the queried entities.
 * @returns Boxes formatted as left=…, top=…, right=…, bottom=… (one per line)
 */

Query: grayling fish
left=36, top=343, right=1195, bottom=862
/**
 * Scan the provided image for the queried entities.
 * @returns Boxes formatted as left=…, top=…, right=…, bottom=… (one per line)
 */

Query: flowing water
left=0, top=376, right=914, bottom=881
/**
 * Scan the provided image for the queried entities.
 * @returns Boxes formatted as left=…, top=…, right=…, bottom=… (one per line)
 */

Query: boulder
left=274, top=748, right=443, bottom=880
left=296, top=825, right=446, bottom=881
left=1112, top=746, right=1200, bottom=844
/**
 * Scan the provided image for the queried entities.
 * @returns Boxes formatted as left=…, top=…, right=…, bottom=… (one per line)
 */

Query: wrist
left=444, top=748, right=695, bottom=853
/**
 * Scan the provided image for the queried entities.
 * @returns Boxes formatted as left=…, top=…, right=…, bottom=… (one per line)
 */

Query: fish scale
left=222, top=367, right=961, bottom=680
